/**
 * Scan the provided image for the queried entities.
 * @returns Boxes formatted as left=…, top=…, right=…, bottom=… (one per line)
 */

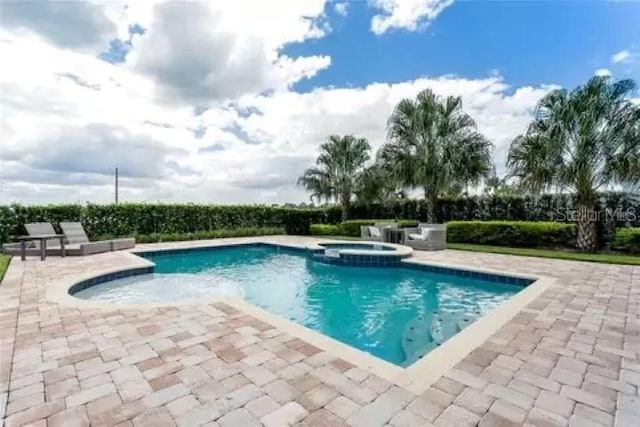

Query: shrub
left=310, top=224, right=342, bottom=236
left=612, top=228, right=640, bottom=254
left=93, top=227, right=285, bottom=244
left=446, top=221, right=576, bottom=248
left=0, top=204, right=341, bottom=244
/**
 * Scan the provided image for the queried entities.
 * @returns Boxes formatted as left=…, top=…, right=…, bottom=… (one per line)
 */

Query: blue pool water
left=74, top=245, right=524, bottom=366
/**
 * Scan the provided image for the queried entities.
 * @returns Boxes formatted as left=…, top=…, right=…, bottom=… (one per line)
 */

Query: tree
left=484, top=165, right=520, bottom=197
left=508, top=76, right=640, bottom=251
left=381, top=89, right=493, bottom=221
left=354, top=149, right=405, bottom=204
left=298, top=135, right=371, bottom=220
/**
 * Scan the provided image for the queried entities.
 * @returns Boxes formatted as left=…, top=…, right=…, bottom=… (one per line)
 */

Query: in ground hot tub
left=308, top=241, right=412, bottom=266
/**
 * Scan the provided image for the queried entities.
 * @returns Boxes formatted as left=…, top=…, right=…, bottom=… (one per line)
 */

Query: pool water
left=74, top=245, right=523, bottom=366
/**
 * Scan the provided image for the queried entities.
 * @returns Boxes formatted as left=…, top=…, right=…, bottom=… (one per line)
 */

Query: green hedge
left=310, top=224, right=343, bottom=236
left=96, top=227, right=285, bottom=244
left=612, top=228, right=640, bottom=254
left=0, top=204, right=341, bottom=244
left=446, top=221, right=577, bottom=247
left=348, top=192, right=639, bottom=226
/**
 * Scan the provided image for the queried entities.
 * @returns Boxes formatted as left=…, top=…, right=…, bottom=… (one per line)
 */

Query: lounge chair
left=401, top=223, right=447, bottom=250
left=1, top=223, right=64, bottom=256
left=59, top=222, right=135, bottom=254
left=1, top=222, right=135, bottom=257
left=360, top=222, right=398, bottom=242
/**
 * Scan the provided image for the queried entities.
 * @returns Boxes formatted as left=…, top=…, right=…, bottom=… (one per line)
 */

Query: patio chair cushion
left=59, top=222, right=90, bottom=244
left=368, top=226, right=382, bottom=238
left=409, top=227, right=431, bottom=241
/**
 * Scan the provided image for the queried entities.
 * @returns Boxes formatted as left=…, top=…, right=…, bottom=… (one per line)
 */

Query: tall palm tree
left=298, top=135, right=371, bottom=220
left=381, top=89, right=493, bottom=221
left=484, top=165, right=519, bottom=197
left=508, top=76, right=640, bottom=251
left=354, top=150, right=404, bottom=204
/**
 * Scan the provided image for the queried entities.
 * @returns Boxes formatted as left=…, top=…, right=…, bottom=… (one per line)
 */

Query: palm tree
left=298, top=135, right=371, bottom=220
left=381, top=89, right=493, bottom=221
left=354, top=149, right=404, bottom=204
left=508, top=76, right=640, bottom=251
left=484, top=165, right=519, bottom=197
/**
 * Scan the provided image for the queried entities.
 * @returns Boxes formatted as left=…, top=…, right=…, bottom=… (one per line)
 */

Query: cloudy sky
left=1, top=0, right=638, bottom=204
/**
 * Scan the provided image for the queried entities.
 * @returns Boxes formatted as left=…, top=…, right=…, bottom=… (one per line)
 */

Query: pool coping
left=45, top=239, right=555, bottom=394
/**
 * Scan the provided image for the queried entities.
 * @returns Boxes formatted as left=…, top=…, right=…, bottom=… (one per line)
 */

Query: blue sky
left=288, top=0, right=640, bottom=93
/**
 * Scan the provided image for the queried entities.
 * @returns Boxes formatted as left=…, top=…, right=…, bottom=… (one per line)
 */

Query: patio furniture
left=1, top=222, right=135, bottom=257
left=59, top=222, right=135, bottom=255
left=383, top=227, right=404, bottom=244
left=2, top=223, right=66, bottom=259
left=17, top=234, right=65, bottom=261
left=360, top=222, right=398, bottom=242
left=401, top=223, right=447, bottom=251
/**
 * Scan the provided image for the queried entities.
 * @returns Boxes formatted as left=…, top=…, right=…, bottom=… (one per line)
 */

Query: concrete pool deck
left=1, top=236, right=639, bottom=426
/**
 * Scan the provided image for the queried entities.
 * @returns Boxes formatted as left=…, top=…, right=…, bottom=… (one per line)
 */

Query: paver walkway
left=0, top=236, right=638, bottom=426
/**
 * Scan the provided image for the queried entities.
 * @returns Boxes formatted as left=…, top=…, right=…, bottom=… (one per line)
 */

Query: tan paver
left=1, top=236, right=638, bottom=426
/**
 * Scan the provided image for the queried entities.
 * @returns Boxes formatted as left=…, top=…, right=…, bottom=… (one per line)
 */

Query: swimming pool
left=72, top=244, right=530, bottom=366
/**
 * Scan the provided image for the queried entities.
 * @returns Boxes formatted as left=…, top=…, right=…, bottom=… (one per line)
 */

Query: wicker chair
left=401, top=223, right=446, bottom=250
left=360, top=222, right=398, bottom=242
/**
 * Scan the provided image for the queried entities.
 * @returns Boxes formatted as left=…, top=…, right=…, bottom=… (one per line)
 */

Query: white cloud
left=595, top=68, right=612, bottom=77
left=334, top=2, right=349, bottom=16
left=0, top=0, right=118, bottom=51
left=370, top=0, right=454, bottom=35
left=612, top=49, right=632, bottom=64
left=0, top=1, right=554, bottom=205
left=125, top=0, right=330, bottom=104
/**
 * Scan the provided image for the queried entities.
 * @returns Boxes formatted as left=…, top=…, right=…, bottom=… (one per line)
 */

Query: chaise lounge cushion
left=409, top=227, right=432, bottom=241
left=368, top=226, right=382, bottom=238
left=110, top=238, right=135, bottom=251
left=60, top=222, right=135, bottom=254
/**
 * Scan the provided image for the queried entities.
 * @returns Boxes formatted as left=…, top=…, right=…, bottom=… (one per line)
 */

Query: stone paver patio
left=0, top=236, right=638, bottom=426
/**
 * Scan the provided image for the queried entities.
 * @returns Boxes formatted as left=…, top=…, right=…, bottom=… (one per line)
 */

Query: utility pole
left=115, top=167, right=119, bottom=204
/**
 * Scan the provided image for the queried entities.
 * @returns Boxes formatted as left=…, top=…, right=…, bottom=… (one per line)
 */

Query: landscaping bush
left=94, top=227, right=285, bottom=244
left=446, top=221, right=577, bottom=248
left=310, top=224, right=342, bottom=236
left=0, top=204, right=342, bottom=244
left=612, top=228, right=640, bottom=254
left=348, top=192, right=639, bottom=226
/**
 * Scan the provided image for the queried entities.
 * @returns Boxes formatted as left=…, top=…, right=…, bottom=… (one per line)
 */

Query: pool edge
left=46, top=238, right=555, bottom=394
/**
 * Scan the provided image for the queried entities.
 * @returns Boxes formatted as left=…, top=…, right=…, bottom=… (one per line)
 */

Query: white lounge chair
left=401, top=223, right=447, bottom=251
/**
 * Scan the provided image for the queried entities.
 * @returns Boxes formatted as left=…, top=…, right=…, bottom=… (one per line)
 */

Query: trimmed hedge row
left=0, top=204, right=341, bottom=244
left=309, top=224, right=343, bottom=236
left=348, top=192, right=639, bottom=226
left=446, top=221, right=577, bottom=248
left=612, top=228, right=640, bottom=254
left=95, top=227, right=285, bottom=244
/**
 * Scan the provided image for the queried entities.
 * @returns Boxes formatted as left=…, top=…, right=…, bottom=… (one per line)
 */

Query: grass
left=313, top=235, right=640, bottom=265
left=0, top=254, right=10, bottom=283
left=447, top=243, right=640, bottom=266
